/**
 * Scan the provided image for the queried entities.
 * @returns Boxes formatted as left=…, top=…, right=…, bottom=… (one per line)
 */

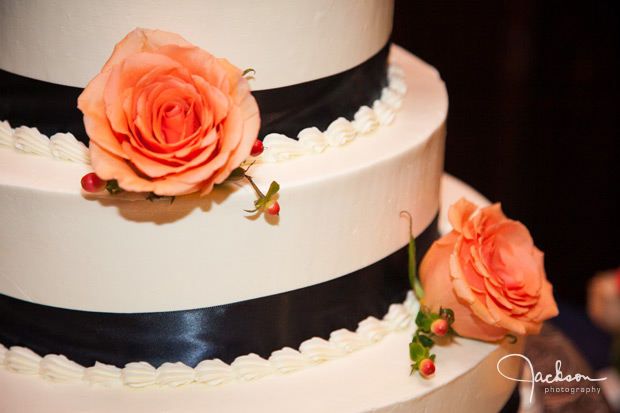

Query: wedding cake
left=0, top=1, right=527, bottom=411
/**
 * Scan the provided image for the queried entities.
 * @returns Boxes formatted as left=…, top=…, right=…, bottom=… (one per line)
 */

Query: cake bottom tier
left=0, top=326, right=523, bottom=413
left=0, top=176, right=524, bottom=412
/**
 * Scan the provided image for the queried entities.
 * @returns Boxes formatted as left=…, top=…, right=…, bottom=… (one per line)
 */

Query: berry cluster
left=401, top=210, right=456, bottom=378
left=409, top=307, right=456, bottom=377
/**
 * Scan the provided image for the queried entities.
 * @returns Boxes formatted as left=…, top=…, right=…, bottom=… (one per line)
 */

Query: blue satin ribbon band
left=0, top=214, right=438, bottom=368
left=0, top=42, right=389, bottom=143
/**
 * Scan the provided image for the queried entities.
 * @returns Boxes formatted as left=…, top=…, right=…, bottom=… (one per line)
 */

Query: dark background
left=393, top=1, right=618, bottom=369
left=393, top=1, right=618, bottom=304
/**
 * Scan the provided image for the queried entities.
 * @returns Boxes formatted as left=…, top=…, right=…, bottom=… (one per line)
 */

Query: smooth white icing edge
left=249, top=65, right=406, bottom=164
left=0, top=292, right=420, bottom=388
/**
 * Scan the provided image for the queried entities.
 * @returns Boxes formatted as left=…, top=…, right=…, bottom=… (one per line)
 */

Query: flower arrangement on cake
left=0, top=23, right=557, bottom=399
left=405, top=198, right=559, bottom=377
left=77, top=28, right=279, bottom=215
left=74, top=27, right=559, bottom=380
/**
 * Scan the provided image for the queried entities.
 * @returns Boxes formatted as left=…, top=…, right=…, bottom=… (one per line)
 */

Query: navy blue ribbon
left=0, top=215, right=437, bottom=368
left=0, top=43, right=388, bottom=143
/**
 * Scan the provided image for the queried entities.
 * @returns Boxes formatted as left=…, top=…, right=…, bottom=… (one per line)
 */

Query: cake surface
left=0, top=0, right=393, bottom=90
left=0, top=1, right=523, bottom=412
left=0, top=44, right=445, bottom=366
left=0, top=176, right=523, bottom=412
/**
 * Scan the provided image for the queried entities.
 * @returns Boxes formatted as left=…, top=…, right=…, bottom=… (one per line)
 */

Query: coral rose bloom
left=78, top=28, right=259, bottom=196
left=420, top=198, right=558, bottom=341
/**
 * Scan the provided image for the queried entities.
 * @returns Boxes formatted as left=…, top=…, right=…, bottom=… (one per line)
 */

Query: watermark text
left=496, top=354, right=606, bottom=404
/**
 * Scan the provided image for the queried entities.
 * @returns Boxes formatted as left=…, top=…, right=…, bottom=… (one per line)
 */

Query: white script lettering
left=496, top=354, right=607, bottom=404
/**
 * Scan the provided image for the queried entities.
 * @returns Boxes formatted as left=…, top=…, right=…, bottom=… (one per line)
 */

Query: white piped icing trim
left=249, top=64, right=406, bottom=164
left=0, top=120, right=90, bottom=164
left=0, top=292, right=419, bottom=388
left=0, top=64, right=403, bottom=167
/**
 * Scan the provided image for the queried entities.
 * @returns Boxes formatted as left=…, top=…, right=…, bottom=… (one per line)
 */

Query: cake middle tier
left=0, top=46, right=446, bottom=367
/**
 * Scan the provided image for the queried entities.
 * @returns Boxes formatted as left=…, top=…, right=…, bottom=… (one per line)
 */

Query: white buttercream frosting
left=299, top=337, right=347, bottom=363
left=5, top=346, right=42, bottom=375
left=122, top=362, right=158, bottom=388
left=0, top=344, right=7, bottom=366
left=0, top=121, right=13, bottom=147
left=0, top=64, right=403, bottom=167
left=261, top=133, right=309, bottom=163
left=157, top=362, right=196, bottom=387
left=49, top=133, right=90, bottom=163
left=13, top=126, right=52, bottom=157
left=248, top=64, right=407, bottom=164
left=352, top=106, right=380, bottom=135
left=269, top=347, right=315, bottom=374
left=329, top=329, right=372, bottom=353
left=298, top=127, right=329, bottom=153
left=372, top=100, right=397, bottom=126
left=0, top=292, right=420, bottom=388
left=231, top=354, right=274, bottom=381
left=40, top=354, right=85, bottom=384
left=0, top=121, right=90, bottom=164
left=83, top=362, right=123, bottom=387
left=357, top=316, right=392, bottom=342
left=194, top=359, right=236, bottom=386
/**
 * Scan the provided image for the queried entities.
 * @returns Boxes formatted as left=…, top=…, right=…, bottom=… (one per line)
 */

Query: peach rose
left=420, top=198, right=558, bottom=341
left=78, top=28, right=259, bottom=196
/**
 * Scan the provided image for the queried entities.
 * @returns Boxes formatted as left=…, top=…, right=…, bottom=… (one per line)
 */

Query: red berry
left=265, top=200, right=280, bottom=216
left=81, top=172, right=106, bottom=193
left=250, top=139, right=264, bottom=157
left=419, top=358, right=435, bottom=377
left=431, top=319, right=448, bottom=336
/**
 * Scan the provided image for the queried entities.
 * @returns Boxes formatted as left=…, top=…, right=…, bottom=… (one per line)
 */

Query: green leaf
left=415, top=310, right=425, bottom=327
left=505, top=334, right=518, bottom=344
left=421, top=317, right=433, bottom=332
left=254, top=197, right=268, bottom=209
left=418, top=334, right=435, bottom=348
left=440, top=307, right=455, bottom=324
left=264, top=181, right=280, bottom=200
left=105, top=179, right=124, bottom=195
left=243, top=68, right=256, bottom=77
left=146, top=193, right=175, bottom=203
left=226, top=167, right=246, bottom=182
left=409, top=342, right=425, bottom=362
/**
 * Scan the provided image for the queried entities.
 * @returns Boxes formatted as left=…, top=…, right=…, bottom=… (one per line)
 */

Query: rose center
left=161, top=102, right=197, bottom=145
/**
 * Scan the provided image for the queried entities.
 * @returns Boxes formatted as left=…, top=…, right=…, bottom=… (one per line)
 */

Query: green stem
left=245, top=174, right=265, bottom=199
left=400, top=211, right=424, bottom=300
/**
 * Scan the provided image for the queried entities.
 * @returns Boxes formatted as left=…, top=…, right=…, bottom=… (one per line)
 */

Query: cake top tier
left=0, top=0, right=394, bottom=90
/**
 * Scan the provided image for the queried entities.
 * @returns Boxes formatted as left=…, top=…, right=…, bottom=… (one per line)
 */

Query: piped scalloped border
left=0, top=292, right=418, bottom=388
left=247, top=64, right=406, bottom=164
left=0, top=121, right=90, bottom=163
left=0, top=63, right=405, bottom=167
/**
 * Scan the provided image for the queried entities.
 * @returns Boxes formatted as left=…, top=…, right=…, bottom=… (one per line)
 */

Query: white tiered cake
left=0, top=1, right=521, bottom=411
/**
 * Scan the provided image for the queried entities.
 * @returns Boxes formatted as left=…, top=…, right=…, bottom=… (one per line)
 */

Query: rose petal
left=101, top=28, right=193, bottom=73
left=80, top=29, right=259, bottom=197
left=448, top=198, right=478, bottom=236
left=78, top=72, right=126, bottom=158
left=420, top=199, right=558, bottom=341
